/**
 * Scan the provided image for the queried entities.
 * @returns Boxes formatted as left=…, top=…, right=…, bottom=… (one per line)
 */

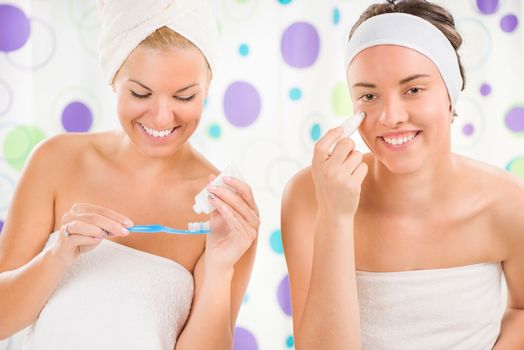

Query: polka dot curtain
left=0, top=0, right=522, bottom=349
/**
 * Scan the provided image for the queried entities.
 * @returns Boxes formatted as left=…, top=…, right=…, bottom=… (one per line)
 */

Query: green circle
left=507, top=157, right=524, bottom=179
left=217, top=20, right=223, bottom=36
left=3, top=126, right=45, bottom=171
left=332, top=82, right=353, bottom=116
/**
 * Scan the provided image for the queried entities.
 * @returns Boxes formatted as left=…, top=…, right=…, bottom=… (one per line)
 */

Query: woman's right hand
left=50, top=203, right=133, bottom=267
left=311, top=127, right=368, bottom=218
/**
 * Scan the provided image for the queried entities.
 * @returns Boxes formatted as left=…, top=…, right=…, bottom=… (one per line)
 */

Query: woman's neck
left=364, top=152, right=457, bottom=216
left=114, top=131, right=197, bottom=180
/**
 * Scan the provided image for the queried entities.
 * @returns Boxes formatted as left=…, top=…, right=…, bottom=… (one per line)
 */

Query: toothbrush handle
left=128, top=225, right=158, bottom=233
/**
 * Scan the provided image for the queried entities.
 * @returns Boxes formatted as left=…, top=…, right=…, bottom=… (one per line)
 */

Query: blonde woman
left=0, top=1, right=259, bottom=349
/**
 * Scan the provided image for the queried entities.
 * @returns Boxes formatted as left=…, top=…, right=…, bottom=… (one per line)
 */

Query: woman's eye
left=176, top=95, right=196, bottom=102
left=360, top=93, right=376, bottom=102
left=407, top=87, right=421, bottom=94
left=130, top=91, right=150, bottom=99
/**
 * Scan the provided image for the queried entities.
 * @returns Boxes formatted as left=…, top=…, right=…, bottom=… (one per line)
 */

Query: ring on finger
left=102, top=229, right=109, bottom=239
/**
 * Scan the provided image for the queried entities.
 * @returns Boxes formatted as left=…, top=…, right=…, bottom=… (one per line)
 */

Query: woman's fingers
left=210, top=195, right=257, bottom=240
left=208, top=182, right=259, bottom=228
left=352, top=162, right=369, bottom=183
left=70, top=203, right=133, bottom=227
left=222, top=176, right=258, bottom=214
left=62, top=212, right=128, bottom=237
left=313, top=127, right=344, bottom=163
left=210, top=194, right=243, bottom=232
left=342, top=149, right=363, bottom=174
left=330, top=137, right=356, bottom=165
left=64, top=220, right=108, bottom=239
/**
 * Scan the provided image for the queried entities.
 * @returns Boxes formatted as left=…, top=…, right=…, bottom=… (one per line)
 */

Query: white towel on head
left=97, top=0, right=218, bottom=84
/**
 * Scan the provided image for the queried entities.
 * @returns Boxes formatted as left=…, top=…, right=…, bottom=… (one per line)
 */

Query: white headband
left=97, top=0, right=218, bottom=85
left=345, top=12, right=462, bottom=107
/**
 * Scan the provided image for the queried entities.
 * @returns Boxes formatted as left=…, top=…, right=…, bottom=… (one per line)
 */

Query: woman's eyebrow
left=352, top=82, right=376, bottom=88
left=129, top=79, right=152, bottom=91
left=351, top=74, right=431, bottom=89
left=128, top=79, right=199, bottom=93
left=398, top=74, right=430, bottom=85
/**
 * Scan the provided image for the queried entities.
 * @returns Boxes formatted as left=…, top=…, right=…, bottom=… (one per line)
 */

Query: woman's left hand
left=205, top=175, right=259, bottom=273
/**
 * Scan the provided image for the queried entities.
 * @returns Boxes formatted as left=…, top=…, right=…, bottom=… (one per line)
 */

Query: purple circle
left=223, top=81, right=261, bottom=127
left=501, top=14, right=518, bottom=32
left=505, top=107, right=524, bottom=132
left=281, top=22, right=320, bottom=68
left=277, top=275, right=292, bottom=316
left=233, top=327, right=258, bottom=350
left=0, top=219, right=4, bottom=234
left=0, top=4, right=31, bottom=52
left=476, top=0, right=499, bottom=14
left=462, top=123, right=475, bottom=136
left=62, top=101, right=93, bottom=132
left=480, top=83, right=492, bottom=96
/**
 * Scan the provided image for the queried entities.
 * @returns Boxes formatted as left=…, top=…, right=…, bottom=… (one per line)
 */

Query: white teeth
left=383, top=132, right=417, bottom=145
left=140, top=123, right=175, bottom=138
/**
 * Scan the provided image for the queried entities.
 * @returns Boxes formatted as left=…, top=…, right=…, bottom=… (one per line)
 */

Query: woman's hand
left=311, top=127, right=368, bottom=218
left=50, top=203, right=133, bottom=267
left=205, top=176, right=259, bottom=274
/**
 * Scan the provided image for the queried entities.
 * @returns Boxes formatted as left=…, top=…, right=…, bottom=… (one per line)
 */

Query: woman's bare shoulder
left=282, top=166, right=317, bottom=217
left=457, top=155, right=524, bottom=237
left=31, top=132, right=114, bottom=172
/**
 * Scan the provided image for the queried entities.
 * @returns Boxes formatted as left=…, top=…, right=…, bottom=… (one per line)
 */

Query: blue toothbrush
left=128, top=221, right=210, bottom=235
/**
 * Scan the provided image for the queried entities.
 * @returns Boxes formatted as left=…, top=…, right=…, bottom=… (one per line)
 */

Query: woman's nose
left=378, top=96, right=409, bottom=128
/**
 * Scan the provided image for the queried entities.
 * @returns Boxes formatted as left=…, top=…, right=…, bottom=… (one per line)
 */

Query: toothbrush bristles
left=188, top=221, right=210, bottom=232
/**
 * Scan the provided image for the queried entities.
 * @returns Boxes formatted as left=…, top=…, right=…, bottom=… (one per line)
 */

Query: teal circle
left=279, top=0, right=292, bottom=4
left=204, top=98, right=208, bottom=108
left=286, top=335, right=294, bottom=348
left=239, top=43, right=250, bottom=56
left=243, top=293, right=249, bottom=303
left=208, top=123, right=222, bottom=139
left=289, top=87, right=302, bottom=101
left=333, top=8, right=340, bottom=25
left=310, top=123, right=321, bottom=141
left=270, top=229, right=284, bottom=254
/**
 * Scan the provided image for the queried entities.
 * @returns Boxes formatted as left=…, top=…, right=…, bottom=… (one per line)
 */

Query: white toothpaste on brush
left=328, top=111, right=366, bottom=155
left=193, top=163, right=244, bottom=215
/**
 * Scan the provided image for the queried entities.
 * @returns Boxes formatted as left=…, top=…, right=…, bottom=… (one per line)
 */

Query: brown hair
left=349, top=0, right=466, bottom=91
left=140, top=26, right=211, bottom=75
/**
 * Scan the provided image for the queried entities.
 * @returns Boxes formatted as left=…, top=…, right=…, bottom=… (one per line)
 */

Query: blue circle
left=289, top=88, right=302, bottom=101
left=333, top=8, right=341, bottom=25
left=270, top=229, right=284, bottom=254
left=239, top=43, right=249, bottom=56
left=310, top=123, right=321, bottom=141
left=243, top=293, right=249, bottom=303
left=279, top=0, right=292, bottom=4
left=208, top=123, right=222, bottom=139
left=0, top=219, right=4, bottom=234
left=286, top=335, right=294, bottom=348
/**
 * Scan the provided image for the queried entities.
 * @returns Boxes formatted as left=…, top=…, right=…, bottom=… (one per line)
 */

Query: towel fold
left=357, top=263, right=503, bottom=350
left=24, top=232, right=194, bottom=350
left=97, top=0, right=218, bottom=84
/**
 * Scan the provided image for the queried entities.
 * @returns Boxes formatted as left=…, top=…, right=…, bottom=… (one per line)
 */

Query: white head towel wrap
left=345, top=12, right=462, bottom=107
left=97, top=0, right=218, bottom=84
